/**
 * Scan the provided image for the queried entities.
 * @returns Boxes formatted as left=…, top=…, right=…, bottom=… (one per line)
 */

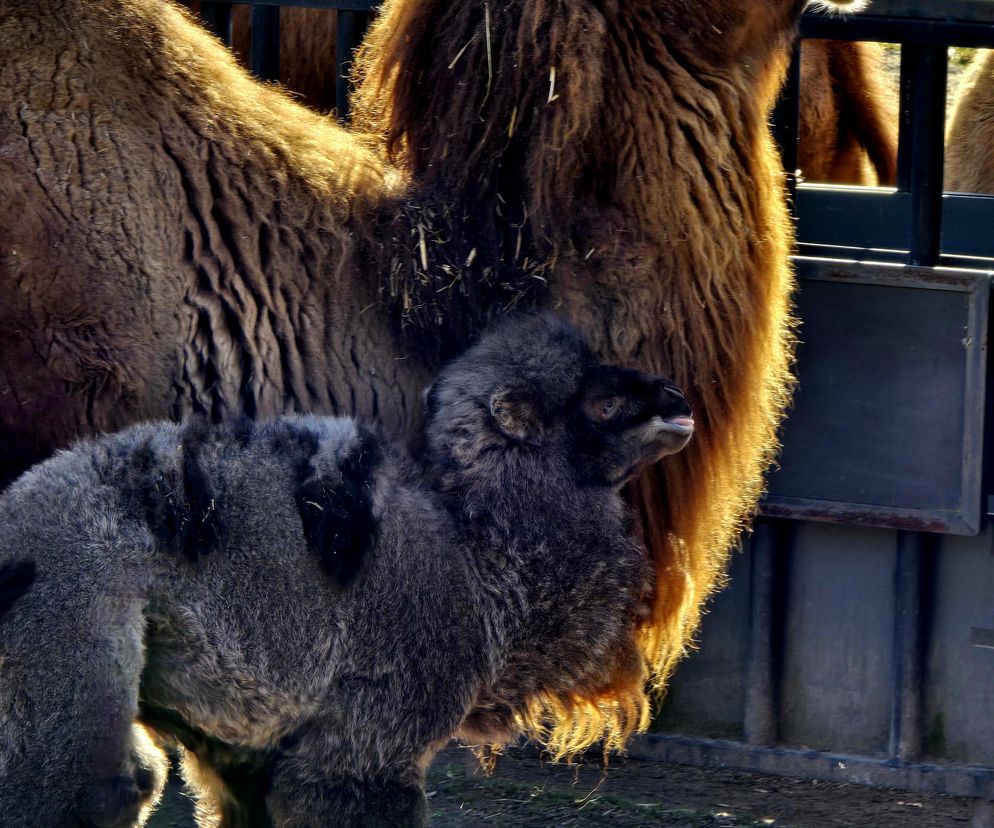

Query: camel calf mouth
left=661, top=415, right=696, bottom=436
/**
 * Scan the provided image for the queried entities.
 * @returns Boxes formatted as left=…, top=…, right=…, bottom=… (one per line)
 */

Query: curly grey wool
left=0, top=315, right=693, bottom=827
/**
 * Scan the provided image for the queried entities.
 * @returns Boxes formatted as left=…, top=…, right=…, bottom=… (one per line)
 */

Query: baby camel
left=0, top=315, right=693, bottom=827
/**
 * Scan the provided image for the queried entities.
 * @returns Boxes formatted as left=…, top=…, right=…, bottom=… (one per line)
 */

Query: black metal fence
left=787, top=2, right=994, bottom=269
left=758, top=3, right=994, bottom=537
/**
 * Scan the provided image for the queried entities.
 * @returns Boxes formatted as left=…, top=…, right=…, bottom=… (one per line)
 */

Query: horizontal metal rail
left=203, top=0, right=994, bottom=25
left=839, top=0, right=994, bottom=24
left=201, top=0, right=994, bottom=22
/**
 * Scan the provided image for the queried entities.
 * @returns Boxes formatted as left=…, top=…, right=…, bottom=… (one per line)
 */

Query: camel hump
left=271, top=419, right=383, bottom=587
left=122, top=417, right=231, bottom=562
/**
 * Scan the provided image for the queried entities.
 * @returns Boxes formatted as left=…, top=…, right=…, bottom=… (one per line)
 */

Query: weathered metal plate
left=762, top=259, right=990, bottom=535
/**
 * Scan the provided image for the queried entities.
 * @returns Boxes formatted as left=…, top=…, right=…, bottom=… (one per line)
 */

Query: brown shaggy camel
left=0, top=0, right=862, bottom=754
left=947, top=49, right=994, bottom=194
left=799, top=39, right=898, bottom=185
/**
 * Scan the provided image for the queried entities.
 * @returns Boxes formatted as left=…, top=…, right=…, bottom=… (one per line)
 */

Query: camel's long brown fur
left=0, top=0, right=861, bottom=756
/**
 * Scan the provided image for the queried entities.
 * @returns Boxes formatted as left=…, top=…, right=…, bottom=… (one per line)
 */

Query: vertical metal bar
left=744, top=518, right=787, bottom=746
left=893, top=44, right=946, bottom=763
left=772, top=41, right=803, bottom=209
left=200, top=2, right=233, bottom=45
left=336, top=10, right=372, bottom=122
left=250, top=5, right=281, bottom=83
left=889, top=530, right=929, bottom=762
left=904, top=43, right=948, bottom=267
left=896, top=44, right=914, bottom=192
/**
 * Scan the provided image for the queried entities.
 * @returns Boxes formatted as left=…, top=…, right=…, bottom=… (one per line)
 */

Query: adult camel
left=0, top=0, right=864, bottom=751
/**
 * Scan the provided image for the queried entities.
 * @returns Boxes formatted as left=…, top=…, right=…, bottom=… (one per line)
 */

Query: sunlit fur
left=806, top=0, right=869, bottom=13
left=0, top=0, right=858, bottom=761
left=946, top=50, right=994, bottom=194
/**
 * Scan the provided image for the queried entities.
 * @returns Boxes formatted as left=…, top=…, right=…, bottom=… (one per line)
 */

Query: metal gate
left=193, top=0, right=994, bottom=804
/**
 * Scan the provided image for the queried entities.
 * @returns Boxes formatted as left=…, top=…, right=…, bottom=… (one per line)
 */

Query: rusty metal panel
left=762, top=260, right=989, bottom=535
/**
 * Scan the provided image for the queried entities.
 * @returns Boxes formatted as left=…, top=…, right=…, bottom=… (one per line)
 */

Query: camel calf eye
left=583, top=396, right=622, bottom=423
left=600, top=397, right=620, bottom=419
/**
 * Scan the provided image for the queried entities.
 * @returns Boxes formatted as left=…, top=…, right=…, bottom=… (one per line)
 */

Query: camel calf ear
left=490, top=388, right=543, bottom=443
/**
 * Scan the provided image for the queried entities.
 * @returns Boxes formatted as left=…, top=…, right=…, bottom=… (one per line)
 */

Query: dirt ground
left=147, top=743, right=978, bottom=827
left=427, top=745, right=976, bottom=828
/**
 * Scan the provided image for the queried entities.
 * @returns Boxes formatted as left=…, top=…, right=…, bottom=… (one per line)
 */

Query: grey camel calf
left=0, top=314, right=694, bottom=827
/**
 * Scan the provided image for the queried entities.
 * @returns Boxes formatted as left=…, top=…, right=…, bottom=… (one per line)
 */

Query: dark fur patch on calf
left=0, top=560, right=35, bottom=621
left=123, top=418, right=226, bottom=562
left=274, top=423, right=381, bottom=586
left=178, top=418, right=225, bottom=559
